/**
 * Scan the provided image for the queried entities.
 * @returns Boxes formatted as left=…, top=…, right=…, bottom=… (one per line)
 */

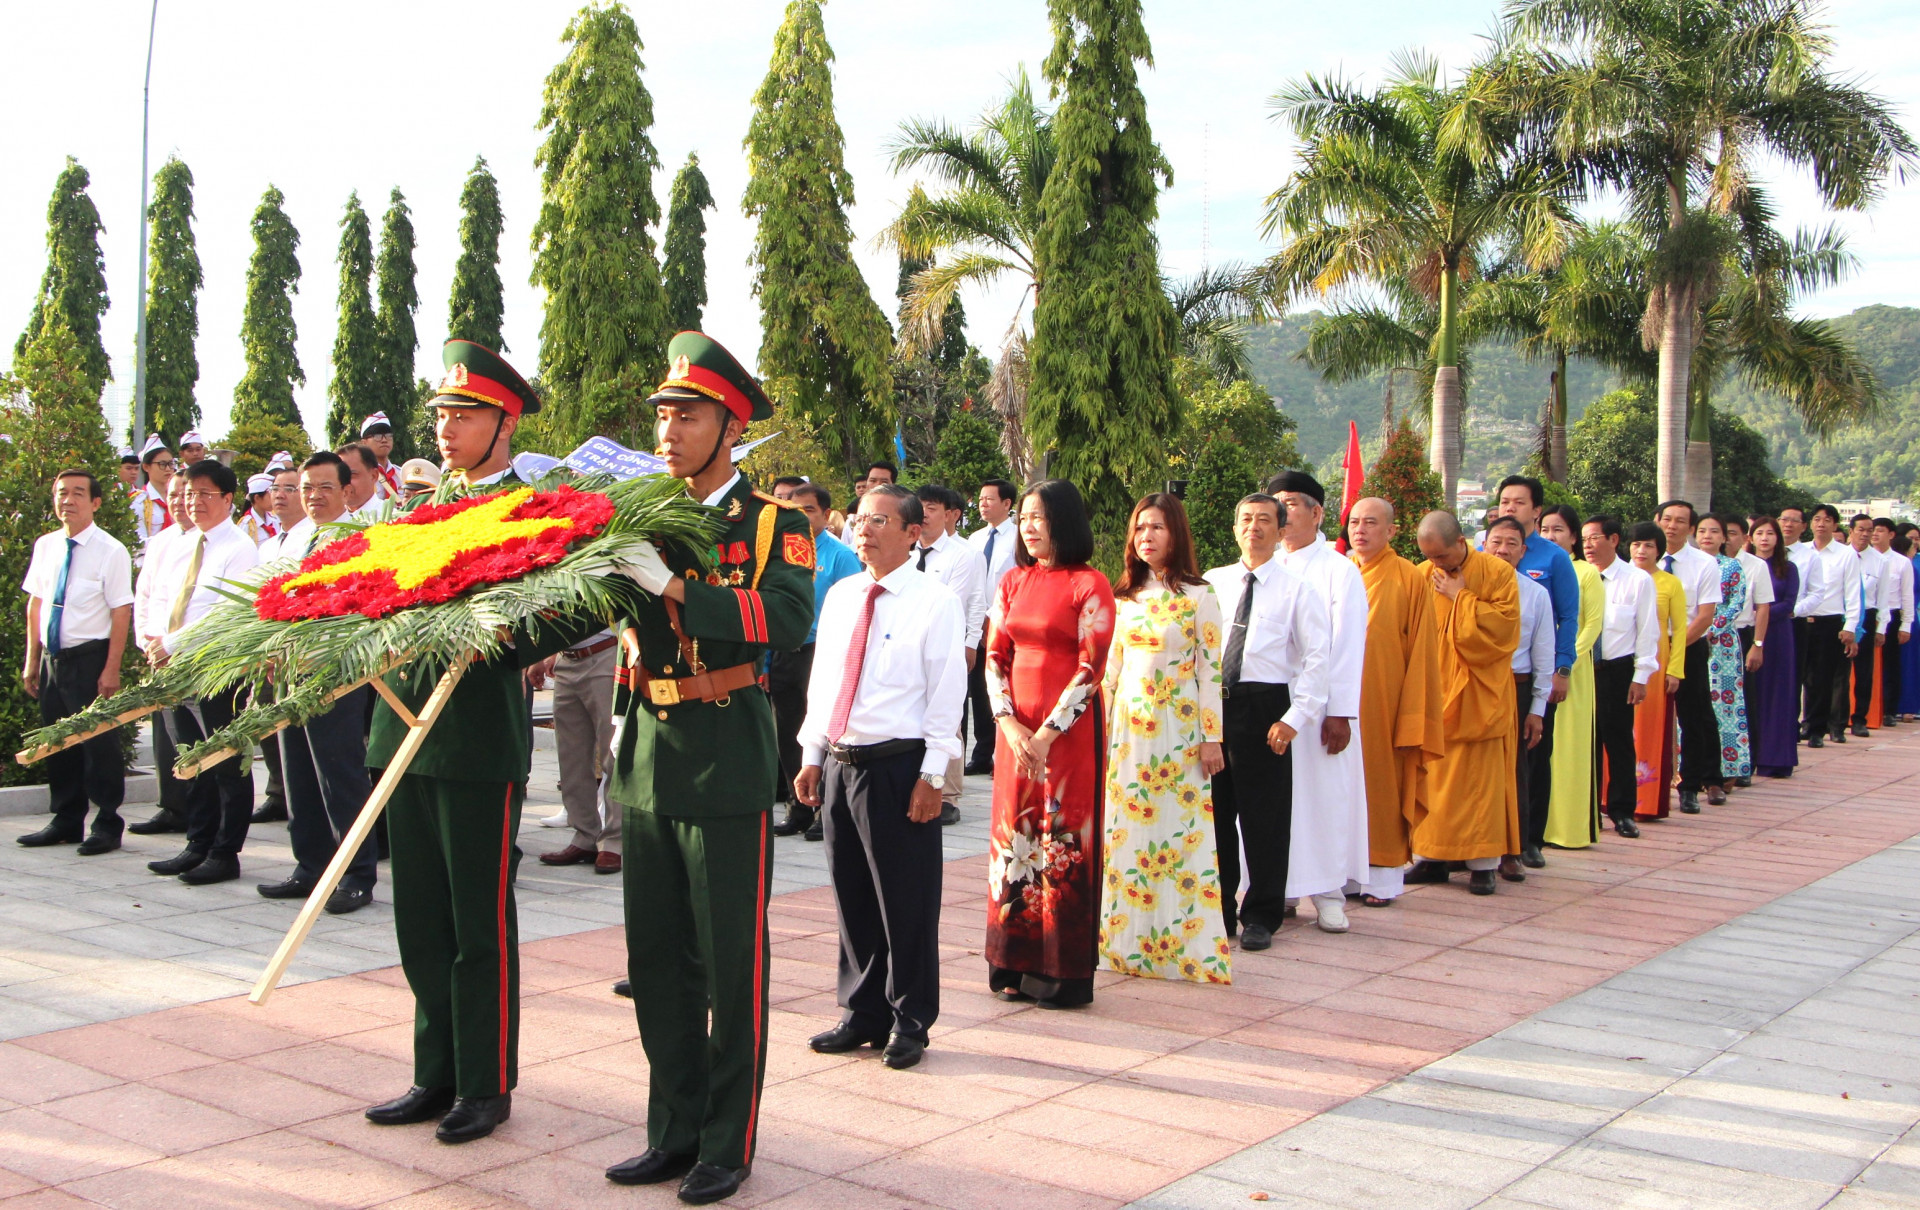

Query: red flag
left=1335, top=420, right=1364, bottom=553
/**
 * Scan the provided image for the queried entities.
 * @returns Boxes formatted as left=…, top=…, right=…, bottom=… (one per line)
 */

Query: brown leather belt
left=616, top=661, right=759, bottom=706
left=562, top=636, right=618, bottom=661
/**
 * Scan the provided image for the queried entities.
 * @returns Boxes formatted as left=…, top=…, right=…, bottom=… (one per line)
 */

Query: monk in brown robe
left=1408, top=511, right=1522, bottom=896
left=1347, top=498, right=1444, bottom=906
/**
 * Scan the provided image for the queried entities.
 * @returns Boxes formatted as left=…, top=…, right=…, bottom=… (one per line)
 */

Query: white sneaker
left=538, top=811, right=569, bottom=829
left=1311, top=893, right=1349, bottom=934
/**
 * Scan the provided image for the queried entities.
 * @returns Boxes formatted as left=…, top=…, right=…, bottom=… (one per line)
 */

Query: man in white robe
left=1268, top=471, right=1370, bottom=934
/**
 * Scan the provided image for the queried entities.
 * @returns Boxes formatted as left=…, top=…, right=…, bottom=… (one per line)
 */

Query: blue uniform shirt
left=1517, top=532, right=1579, bottom=672
left=808, top=528, right=863, bottom=644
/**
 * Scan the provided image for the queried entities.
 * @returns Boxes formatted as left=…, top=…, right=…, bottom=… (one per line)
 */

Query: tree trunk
left=1684, top=393, right=1713, bottom=514
left=1431, top=261, right=1463, bottom=508
left=1548, top=348, right=1568, bottom=484
left=1655, top=280, right=1692, bottom=507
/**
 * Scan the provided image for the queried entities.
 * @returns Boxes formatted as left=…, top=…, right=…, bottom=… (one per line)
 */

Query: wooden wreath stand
left=247, top=652, right=472, bottom=1004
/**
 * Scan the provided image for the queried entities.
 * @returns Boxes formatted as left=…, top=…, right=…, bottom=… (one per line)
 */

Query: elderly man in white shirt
left=1204, top=492, right=1331, bottom=952
left=19, top=470, right=135, bottom=853
left=911, top=484, right=989, bottom=825
left=964, top=478, right=1019, bottom=774
left=1797, top=505, right=1861, bottom=746
left=1583, top=516, right=1659, bottom=837
left=139, top=460, right=261, bottom=886
left=794, top=485, right=967, bottom=1071
left=1487, top=519, right=1553, bottom=871
left=1268, top=470, right=1369, bottom=935
left=1656, top=500, right=1723, bottom=812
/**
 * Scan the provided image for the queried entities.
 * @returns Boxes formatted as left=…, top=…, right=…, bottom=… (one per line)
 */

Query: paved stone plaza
left=0, top=729, right=1916, bottom=1207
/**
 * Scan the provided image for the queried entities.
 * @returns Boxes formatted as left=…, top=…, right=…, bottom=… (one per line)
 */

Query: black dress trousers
left=1802, top=614, right=1845, bottom=738
left=1525, top=697, right=1556, bottom=849
left=821, top=743, right=943, bottom=1043
left=1677, top=640, right=1723, bottom=792
left=172, top=686, right=255, bottom=858
left=281, top=685, right=378, bottom=893
left=767, top=643, right=815, bottom=808
left=1851, top=608, right=1881, bottom=728
left=1210, top=683, right=1293, bottom=935
left=38, top=639, right=124, bottom=838
left=1592, top=655, right=1638, bottom=820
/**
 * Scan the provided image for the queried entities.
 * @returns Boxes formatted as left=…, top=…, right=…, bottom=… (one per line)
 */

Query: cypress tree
left=375, top=187, right=420, bottom=459
left=15, top=158, right=111, bottom=398
left=325, top=193, right=380, bottom=446
left=744, top=0, right=895, bottom=479
left=662, top=152, right=715, bottom=332
left=143, top=156, right=202, bottom=445
left=448, top=156, right=506, bottom=351
left=530, top=2, right=670, bottom=448
left=1026, top=0, right=1180, bottom=522
left=231, top=186, right=305, bottom=427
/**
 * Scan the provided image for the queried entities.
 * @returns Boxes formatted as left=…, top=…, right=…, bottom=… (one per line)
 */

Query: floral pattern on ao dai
left=1709, top=555, right=1752, bottom=780
left=1099, top=580, right=1231, bottom=984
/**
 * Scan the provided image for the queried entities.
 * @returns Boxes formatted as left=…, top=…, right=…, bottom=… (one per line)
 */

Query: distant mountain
left=1244, top=305, right=1919, bottom=499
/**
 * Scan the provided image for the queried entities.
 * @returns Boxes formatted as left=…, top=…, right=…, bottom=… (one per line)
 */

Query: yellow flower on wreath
left=279, top=487, right=569, bottom=593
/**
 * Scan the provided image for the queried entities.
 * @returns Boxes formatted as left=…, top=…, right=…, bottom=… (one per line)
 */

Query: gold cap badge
left=671, top=354, right=692, bottom=380
left=441, top=362, right=470, bottom=390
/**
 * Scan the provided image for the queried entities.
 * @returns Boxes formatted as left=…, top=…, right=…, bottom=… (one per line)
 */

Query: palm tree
left=1471, top=220, right=1655, bottom=481
left=1296, top=278, right=1465, bottom=462
left=883, top=70, right=1055, bottom=480
left=1167, top=263, right=1267, bottom=386
left=1500, top=0, right=1915, bottom=506
left=1262, top=51, right=1575, bottom=505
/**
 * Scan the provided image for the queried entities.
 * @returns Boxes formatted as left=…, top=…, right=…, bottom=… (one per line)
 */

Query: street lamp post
left=131, top=0, right=158, bottom=446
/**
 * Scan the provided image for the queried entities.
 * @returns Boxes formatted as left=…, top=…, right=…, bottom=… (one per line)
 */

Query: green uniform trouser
left=388, top=774, right=524, bottom=1098
left=623, top=808, right=773, bottom=1171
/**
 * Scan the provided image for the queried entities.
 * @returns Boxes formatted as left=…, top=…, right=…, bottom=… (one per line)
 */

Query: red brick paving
left=2, top=731, right=1917, bottom=1208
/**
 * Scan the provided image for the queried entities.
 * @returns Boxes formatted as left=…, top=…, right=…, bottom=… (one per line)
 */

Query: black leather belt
left=826, top=738, right=925, bottom=765
left=1222, top=680, right=1285, bottom=699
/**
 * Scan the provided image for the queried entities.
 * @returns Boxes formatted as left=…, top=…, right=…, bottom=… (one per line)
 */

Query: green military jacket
left=606, top=473, right=815, bottom=818
left=366, top=470, right=606, bottom=783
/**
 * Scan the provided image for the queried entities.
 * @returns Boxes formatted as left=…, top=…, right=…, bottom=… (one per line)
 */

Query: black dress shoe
left=1469, top=869, right=1497, bottom=895
left=250, top=801, right=288, bottom=824
left=1831, top=729, right=1848, bottom=744
left=771, top=806, right=814, bottom=837
left=148, top=846, right=208, bottom=876
left=435, top=1093, right=509, bottom=1143
left=882, top=1035, right=925, bottom=1069
left=1612, top=816, right=1641, bottom=839
left=803, top=816, right=823, bottom=841
left=678, top=1162, right=746, bottom=1205
left=939, top=802, right=960, bottom=826
left=1519, top=845, right=1546, bottom=869
left=77, top=832, right=121, bottom=855
left=1852, top=724, right=1871, bottom=739
left=1678, top=790, right=1701, bottom=814
left=613, top=979, right=632, bottom=999
left=257, top=876, right=316, bottom=899
left=128, top=811, right=187, bottom=835
left=809, top=1022, right=887, bottom=1053
left=1241, top=923, right=1274, bottom=951
left=16, top=824, right=81, bottom=847
left=180, top=854, right=240, bottom=885
left=964, top=759, right=994, bottom=776
left=325, top=887, right=372, bottom=915
left=1731, top=776, right=1752, bottom=789
left=365, top=1085, right=455, bottom=1125
left=1406, top=860, right=1452, bottom=883
left=1808, top=733, right=1826, bottom=748
left=606, top=1147, right=698, bottom=1185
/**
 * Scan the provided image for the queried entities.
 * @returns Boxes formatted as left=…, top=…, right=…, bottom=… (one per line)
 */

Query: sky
left=3, top=0, right=1916, bottom=443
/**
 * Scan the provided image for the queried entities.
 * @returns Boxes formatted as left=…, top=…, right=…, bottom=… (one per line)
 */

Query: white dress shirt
left=1855, top=545, right=1891, bottom=616
left=1885, top=548, right=1916, bottom=632
left=132, top=524, right=180, bottom=640
left=967, top=518, right=1018, bottom=600
left=1660, top=543, right=1723, bottom=614
left=799, top=562, right=969, bottom=777
left=1277, top=533, right=1368, bottom=718
left=913, top=529, right=989, bottom=648
left=1733, top=548, right=1775, bottom=629
left=22, top=523, right=135, bottom=647
left=1512, top=574, right=1556, bottom=716
left=1596, top=557, right=1660, bottom=685
left=1786, top=541, right=1813, bottom=611
left=1203, top=557, right=1332, bottom=735
left=140, top=517, right=260, bottom=652
left=1797, top=538, right=1863, bottom=630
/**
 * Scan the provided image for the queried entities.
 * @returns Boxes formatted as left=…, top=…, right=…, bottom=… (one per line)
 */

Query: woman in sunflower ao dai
left=1099, top=494, right=1231, bottom=984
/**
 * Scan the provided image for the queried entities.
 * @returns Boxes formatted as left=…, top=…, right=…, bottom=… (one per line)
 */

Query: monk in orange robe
left=1408, top=511, right=1522, bottom=897
left=1347, top=498, right=1444, bottom=905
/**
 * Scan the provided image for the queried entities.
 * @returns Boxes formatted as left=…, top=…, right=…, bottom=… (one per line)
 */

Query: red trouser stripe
left=743, top=812, right=769, bottom=1161
left=497, top=783, right=513, bottom=1093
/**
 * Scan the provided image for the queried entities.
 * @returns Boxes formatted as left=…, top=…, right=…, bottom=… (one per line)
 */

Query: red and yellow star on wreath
left=256, top=486, right=616, bottom=621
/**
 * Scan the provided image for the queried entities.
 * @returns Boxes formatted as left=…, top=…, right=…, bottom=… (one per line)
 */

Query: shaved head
left=1351, top=497, right=1395, bottom=523
left=1417, top=511, right=1463, bottom=544
left=1347, top=496, right=1397, bottom=560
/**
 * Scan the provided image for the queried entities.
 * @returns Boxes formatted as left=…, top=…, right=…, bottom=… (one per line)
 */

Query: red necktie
left=827, top=581, right=886, bottom=743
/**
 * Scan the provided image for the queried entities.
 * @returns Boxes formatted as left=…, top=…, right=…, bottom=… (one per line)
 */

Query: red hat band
left=668, top=363, right=753, bottom=425
left=438, top=364, right=525, bottom=417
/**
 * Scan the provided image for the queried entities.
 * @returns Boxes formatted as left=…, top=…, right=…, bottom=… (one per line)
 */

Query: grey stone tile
left=1251, top=1113, right=1538, bottom=1193
left=1132, top=1171, right=1326, bottom=1210
left=1315, top=1097, right=1573, bottom=1165
left=1365, top=1077, right=1623, bottom=1140
left=1203, top=1144, right=1488, bottom=1210
left=1412, top=1042, right=1678, bottom=1111
left=1494, top=1018, right=1724, bottom=1072
left=0, top=996, right=90, bottom=1041
left=62, top=921, right=223, bottom=960
left=1540, top=1139, right=1839, bottom=1210
left=1596, top=1092, right=1894, bottom=1186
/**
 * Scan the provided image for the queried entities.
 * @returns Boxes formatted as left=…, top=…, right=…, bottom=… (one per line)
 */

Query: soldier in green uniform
left=362, top=340, right=599, bottom=1145
left=602, top=333, right=814, bottom=1205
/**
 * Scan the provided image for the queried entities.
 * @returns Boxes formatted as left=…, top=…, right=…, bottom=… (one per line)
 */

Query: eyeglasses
left=147, top=459, right=175, bottom=470
left=844, top=514, right=893, bottom=531
left=185, top=490, right=229, bottom=503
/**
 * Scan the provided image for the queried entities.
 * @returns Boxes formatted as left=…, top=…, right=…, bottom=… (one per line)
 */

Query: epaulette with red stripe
left=753, top=491, right=801, bottom=510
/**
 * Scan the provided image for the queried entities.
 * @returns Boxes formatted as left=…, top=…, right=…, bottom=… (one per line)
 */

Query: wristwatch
left=1555, top=666, right=1572, bottom=678
left=919, top=772, right=946, bottom=791
left=1754, top=638, right=1765, bottom=648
